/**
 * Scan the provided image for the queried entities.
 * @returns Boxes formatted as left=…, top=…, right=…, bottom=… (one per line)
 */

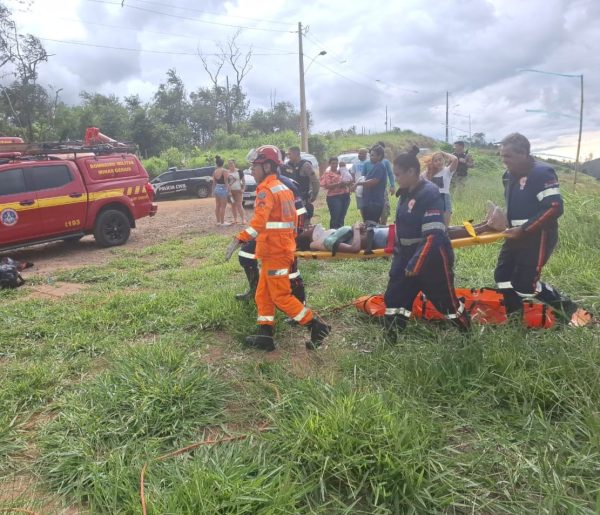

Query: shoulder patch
left=257, top=191, right=267, bottom=199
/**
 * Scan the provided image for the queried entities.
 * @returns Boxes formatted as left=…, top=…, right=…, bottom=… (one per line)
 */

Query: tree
left=152, top=69, right=193, bottom=148
left=125, top=95, right=169, bottom=158
left=198, top=30, right=251, bottom=133
left=471, top=132, right=487, bottom=147
left=0, top=2, right=49, bottom=140
left=248, top=102, right=300, bottom=134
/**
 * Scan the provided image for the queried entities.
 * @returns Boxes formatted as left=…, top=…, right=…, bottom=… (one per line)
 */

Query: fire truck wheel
left=94, top=209, right=131, bottom=247
left=196, top=184, right=211, bottom=198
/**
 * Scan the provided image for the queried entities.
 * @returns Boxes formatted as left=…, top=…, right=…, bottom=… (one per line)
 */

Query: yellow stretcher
left=294, top=232, right=505, bottom=260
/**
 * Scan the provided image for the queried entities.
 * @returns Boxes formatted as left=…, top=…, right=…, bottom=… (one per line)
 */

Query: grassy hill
left=1, top=138, right=600, bottom=513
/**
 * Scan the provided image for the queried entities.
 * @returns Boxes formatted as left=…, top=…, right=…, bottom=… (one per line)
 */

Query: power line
left=37, top=37, right=296, bottom=56
left=308, top=58, right=382, bottom=94
left=86, top=0, right=296, bottom=33
left=17, top=12, right=290, bottom=52
left=103, top=0, right=289, bottom=26
left=304, top=33, right=347, bottom=65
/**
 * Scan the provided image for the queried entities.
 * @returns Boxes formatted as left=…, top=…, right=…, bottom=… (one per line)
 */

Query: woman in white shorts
left=227, top=159, right=246, bottom=224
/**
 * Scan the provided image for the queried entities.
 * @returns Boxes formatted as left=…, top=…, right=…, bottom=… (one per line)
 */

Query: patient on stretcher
left=296, top=201, right=508, bottom=254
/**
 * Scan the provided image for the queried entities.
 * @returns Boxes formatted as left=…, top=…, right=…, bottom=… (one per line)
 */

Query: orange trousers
left=255, top=254, right=313, bottom=326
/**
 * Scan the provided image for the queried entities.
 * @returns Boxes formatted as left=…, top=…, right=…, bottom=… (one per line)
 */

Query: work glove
left=224, top=237, right=243, bottom=262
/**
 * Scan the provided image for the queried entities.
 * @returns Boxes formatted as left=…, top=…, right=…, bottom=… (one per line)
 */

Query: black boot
left=382, top=315, right=406, bottom=343
left=306, top=317, right=331, bottom=350
left=235, top=267, right=259, bottom=301
left=244, top=325, right=275, bottom=352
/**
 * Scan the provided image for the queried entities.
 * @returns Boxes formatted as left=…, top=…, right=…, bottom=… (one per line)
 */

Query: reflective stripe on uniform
left=446, top=301, right=465, bottom=319
left=516, top=290, right=536, bottom=299
left=270, top=184, right=289, bottom=194
left=399, top=237, right=423, bottom=246
left=385, top=307, right=411, bottom=318
left=421, top=222, right=446, bottom=232
left=257, top=315, right=275, bottom=322
left=238, top=250, right=256, bottom=260
left=267, top=268, right=289, bottom=277
left=265, top=221, right=295, bottom=229
left=288, top=270, right=301, bottom=279
left=245, top=226, right=259, bottom=238
left=496, top=281, right=513, bottom=289
left=536, top=187, right=560, bottom=201
left=510, top=219, right=528, bottom=227
left=296, top=207, right=307, bottom=215
left=293, top=306, right=309, bottom=322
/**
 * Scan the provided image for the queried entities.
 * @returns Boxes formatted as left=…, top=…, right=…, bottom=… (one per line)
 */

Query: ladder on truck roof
left=0, top=128, right=137, bottom=159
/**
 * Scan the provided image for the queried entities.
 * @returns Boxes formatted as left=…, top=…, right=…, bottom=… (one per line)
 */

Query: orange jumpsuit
left=237, top=174, right=314, bottom=327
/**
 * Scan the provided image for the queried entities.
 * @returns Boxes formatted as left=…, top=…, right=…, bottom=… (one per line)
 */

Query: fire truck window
left=0, top=168, right=27, bottom=196
left=29, top=165, right=73, bottom=191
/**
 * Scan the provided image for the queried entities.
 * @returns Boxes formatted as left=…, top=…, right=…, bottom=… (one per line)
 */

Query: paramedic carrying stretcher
left=383, top=146, right=471, bottom=340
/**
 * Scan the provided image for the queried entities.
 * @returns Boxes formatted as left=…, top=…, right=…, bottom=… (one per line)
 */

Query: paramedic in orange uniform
left=234, top=145, right=330, bottom=351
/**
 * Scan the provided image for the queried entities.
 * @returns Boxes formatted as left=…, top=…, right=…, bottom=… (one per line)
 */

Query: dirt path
left=3, top=198, right=244, bottom=277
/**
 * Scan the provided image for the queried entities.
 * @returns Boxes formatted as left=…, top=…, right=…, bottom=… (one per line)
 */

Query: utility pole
left=385, top=105, right=388, bottom=133
left=445, top=91, right=449, bottom=143
left=574, top=74, right=584, bottom=186
left=468, top=114, right=472, bottom=143
left=298, top=22, right=308, bottom=152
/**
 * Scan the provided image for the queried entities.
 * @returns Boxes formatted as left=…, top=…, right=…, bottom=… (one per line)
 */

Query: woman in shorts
left=227, top=159, right=246, bottom=225
left=212, top=155, right=231, bottom=226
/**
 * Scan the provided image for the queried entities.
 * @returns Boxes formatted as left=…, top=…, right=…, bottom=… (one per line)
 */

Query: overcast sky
left=7, top=0, right=599, bottom=160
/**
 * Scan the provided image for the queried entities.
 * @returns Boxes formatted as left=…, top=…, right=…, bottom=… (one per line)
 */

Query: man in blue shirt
left=376, top=141, right=396, bottom=224
left=353, top=145, right=387, bottom=222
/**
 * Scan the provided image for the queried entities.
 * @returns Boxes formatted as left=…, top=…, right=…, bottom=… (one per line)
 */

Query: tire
left=196, top=184, right=211, bottom=198
left=93, top=209, right=131, bottom=247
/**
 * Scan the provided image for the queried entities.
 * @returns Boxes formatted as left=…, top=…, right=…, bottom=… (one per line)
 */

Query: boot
left=244, top=325, right=276, bottom=352
left=306, top=317, right=331, bottom=350
left=235, top=267, right=259, bottom=301
left=382, top=315, right=406, bottom=343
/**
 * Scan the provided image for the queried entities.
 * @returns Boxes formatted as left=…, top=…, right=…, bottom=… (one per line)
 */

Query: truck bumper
left=149, top=203, right=158, bottom=216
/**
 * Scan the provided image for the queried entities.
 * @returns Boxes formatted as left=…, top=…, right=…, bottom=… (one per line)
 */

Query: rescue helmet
left=246, top=145, right=283, bottom=166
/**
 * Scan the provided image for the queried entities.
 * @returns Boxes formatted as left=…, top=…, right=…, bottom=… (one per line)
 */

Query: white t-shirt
left=432, top=166, right=454, bottom=195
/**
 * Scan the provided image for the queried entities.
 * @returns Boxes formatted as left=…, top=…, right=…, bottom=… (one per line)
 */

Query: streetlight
left=518, top=68, right=584, bottom=185
left=305, top=50, right=327, bottom=74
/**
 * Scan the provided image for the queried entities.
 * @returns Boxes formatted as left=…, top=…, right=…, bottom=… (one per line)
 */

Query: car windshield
left=338, top=153, right=358, bottom=164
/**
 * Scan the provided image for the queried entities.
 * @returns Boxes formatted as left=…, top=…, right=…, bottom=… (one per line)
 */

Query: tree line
left=0, top=4, right=304, bottom=157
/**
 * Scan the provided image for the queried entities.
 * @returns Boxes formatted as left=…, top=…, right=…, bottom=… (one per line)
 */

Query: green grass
left=1, top=146, right=599, bottom=513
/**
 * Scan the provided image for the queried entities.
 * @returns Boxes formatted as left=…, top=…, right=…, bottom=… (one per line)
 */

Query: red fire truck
left=0, top=129, right=157, bottom=250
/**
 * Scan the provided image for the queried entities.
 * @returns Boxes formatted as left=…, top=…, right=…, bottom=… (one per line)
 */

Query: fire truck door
left=0, top=166, right=43, bottom=245
left=25, top=162, right=87, bottom=237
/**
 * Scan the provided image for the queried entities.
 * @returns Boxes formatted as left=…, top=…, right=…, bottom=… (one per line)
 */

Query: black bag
left=0, top=257, right=26, bottom=288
